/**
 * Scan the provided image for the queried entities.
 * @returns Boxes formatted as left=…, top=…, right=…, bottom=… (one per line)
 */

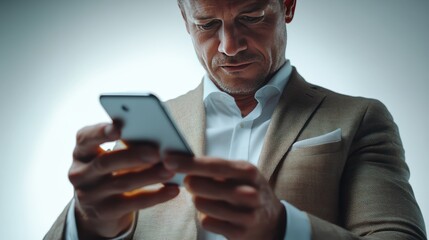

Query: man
left=45, top=0, right=427, bottom=239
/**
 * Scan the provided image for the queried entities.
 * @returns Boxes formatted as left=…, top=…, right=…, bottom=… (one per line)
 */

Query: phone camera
left=121, top=105, right=129, bottom=112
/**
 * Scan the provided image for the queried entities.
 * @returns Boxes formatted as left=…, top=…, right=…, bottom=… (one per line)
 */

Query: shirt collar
left=203, top=60, right=292, bottom=102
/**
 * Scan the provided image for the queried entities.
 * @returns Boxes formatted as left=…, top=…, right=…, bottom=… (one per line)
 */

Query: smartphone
left=100, top=92, right=193, bottom=185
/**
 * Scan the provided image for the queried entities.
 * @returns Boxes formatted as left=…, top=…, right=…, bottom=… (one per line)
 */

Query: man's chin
left=213, top=79, right=263, bottom=95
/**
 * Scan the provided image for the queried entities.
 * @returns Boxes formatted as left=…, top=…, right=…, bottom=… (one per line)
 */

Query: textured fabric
left=44, top=68, right=427, bottom=240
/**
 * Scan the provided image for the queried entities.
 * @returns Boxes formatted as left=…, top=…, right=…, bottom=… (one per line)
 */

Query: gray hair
left=177, top=0, right=184, bottom=10
left=177, top=0, right=284, bottom=11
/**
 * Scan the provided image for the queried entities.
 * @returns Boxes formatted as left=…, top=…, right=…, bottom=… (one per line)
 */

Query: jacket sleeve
left=43, top=202, right=70, bottom=240
left=309, top=100, right=426, bottom=240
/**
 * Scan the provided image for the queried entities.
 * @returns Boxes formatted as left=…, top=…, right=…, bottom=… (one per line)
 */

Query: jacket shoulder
left=165, top=82, right=203, bottom=114
left=294, top=71, right=388, bottom=114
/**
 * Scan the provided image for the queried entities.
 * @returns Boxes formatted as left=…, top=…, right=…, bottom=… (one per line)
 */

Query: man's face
left=180, top=0, right=288, bottom=95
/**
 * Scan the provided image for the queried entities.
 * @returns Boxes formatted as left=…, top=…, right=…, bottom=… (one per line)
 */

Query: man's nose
left=218, top=25, right=247, bottom=56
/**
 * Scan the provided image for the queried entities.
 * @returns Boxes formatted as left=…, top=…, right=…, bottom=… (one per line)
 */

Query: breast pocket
left=272, top=140, right=345, bottom=222
left=290, top=128, right=342, bottom=155
left=290, top=138, right=343, bottom=155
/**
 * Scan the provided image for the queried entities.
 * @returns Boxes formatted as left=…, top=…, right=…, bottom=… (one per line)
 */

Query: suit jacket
left=45, top=68, right=426, bottom=239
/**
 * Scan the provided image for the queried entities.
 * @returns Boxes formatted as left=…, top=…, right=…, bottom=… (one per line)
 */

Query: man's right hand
left=68, top=123, right=180, bottom=239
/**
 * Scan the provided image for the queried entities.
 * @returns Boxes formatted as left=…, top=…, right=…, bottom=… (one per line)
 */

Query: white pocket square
left=291, top=128, right=342, bottom=150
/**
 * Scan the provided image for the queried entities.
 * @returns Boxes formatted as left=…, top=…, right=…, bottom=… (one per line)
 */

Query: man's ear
left=284, top=0, right=296, bottom=23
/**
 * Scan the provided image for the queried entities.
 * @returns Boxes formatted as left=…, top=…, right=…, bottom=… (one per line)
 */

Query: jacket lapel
left=258, top=68, right=326, bottom=181
left=167, top=71, right=326, bottom=183
left=165, top=82, right=206, bottom=157
left=163, top=85, right=206, bottom=239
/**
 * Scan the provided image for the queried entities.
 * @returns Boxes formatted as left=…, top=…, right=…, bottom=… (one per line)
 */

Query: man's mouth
left=221, top=62, right=253, bottom=72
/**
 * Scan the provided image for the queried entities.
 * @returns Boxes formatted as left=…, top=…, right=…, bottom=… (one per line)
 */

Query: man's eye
left=240, top=15, right=264, bottom=23
left=197, top=21, right=219, bottom=31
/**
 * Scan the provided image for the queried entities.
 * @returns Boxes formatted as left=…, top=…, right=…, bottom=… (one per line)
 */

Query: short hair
left=177, top=0, right=284, bottom=11
left=177, top=0, right=184, bottom=9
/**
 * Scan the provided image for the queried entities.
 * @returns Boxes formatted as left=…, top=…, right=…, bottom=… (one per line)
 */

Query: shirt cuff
left=65, top=198, right=137, bottom=240
left=281, top=200, right=311, bottom=240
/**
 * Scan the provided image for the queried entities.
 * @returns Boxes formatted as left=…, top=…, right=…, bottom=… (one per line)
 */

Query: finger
left=199, top=214, right=245, bottom=240
left=76, top=164, right=176, bottom=204
left=69, top=145, right=160, bottom=188
left=185, top=176, right=260, bottom=208
left=164, top=156, right=258, bottom=183
left=79, top=185, right=180, bottom=221
left=73, top=123, right=121, bottom=162
left=194, top=197, right=256, bottom=226
left=92, top=145, right=160, bottom=175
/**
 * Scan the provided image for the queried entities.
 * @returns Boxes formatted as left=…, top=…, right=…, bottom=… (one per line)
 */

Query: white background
left=0, top=1, right=428, bottom=239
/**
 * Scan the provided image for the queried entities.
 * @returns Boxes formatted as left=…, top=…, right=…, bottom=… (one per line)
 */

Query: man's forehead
left=183, top=0, right=272, bottom=18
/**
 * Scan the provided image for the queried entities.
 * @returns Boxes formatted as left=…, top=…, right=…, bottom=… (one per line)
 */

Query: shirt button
left=240, top=123, right=244, bottom=128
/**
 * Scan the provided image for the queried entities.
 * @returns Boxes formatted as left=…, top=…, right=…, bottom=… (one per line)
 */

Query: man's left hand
left=164, top=155, right=286, bottom=240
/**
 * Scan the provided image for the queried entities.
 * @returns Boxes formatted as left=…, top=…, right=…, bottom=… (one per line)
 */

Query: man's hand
left=68, top=123, right=180, bottom=239
left=164, top=155, right=286, bottom=240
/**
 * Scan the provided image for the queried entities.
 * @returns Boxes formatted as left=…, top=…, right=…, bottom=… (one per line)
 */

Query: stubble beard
left=210, top=73, right=268, bottom=95
left=208, top=52, right=269, bottom=95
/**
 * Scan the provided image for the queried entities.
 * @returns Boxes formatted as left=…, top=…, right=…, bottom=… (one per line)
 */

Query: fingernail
left=104, top=124, right=119, bottom=139
left=160, top=169, right=174, bottom=178
left=140, top=147, right=158, bottom=162
left=142, top=153, right=159, bottom=163
left=183, top=176, right=191, bottom=188
left=164, top=159, right=178, bottom=170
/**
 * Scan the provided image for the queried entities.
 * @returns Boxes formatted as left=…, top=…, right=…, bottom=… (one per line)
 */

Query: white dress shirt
left=65, top=60, right=311, bottom=240
left=201, top=60, right=310, bottom=240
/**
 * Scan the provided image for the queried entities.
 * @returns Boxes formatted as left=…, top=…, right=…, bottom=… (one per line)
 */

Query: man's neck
left=230, top=93, right=258, bottom=117
left=207, top=61, right=289, bottom=117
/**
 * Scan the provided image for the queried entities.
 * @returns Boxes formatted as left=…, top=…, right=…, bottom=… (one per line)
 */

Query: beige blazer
left=45, top=68, right=426, bottom=239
